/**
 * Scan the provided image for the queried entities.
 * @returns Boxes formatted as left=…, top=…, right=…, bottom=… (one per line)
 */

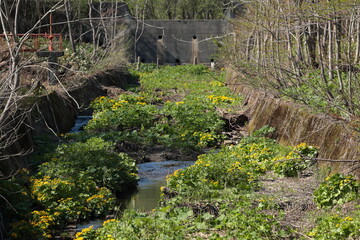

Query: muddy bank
left=227, top=71, right=360, bottom=174
left=2, top=67, right=137, bottom=176
left=34, top=67, right=138, bottom=135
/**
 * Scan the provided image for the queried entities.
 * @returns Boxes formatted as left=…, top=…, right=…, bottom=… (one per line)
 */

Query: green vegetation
left=125, top=0, right=231, bottom=20
left=36, top=137, right=138, bottom=193
left=314, top=173, right=359, bottom=208
left=77, top=127, right=360, bottom=240
left=308, top=213, right=360, bottom=240
left=9, top=138, right=137, bottom=240
left=5, top=64, right=360, bottom=239
left=69, top=65, right=239, bottom=151
left=74, top=64, right=358, bottom=240
left=5, top=64, right=239, bottom=239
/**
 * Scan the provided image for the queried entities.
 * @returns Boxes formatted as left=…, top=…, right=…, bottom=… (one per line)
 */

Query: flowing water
left=77, top=160, right=194, bottom=231
left=71, top=116, right=195, bottom=230
left=122, top=160, right=194, bottom=211
left=68, top=116, right=92, bottom=133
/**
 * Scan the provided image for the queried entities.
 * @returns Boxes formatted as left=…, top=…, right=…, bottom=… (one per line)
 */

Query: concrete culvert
left=158, top=35, right=163, bottom=40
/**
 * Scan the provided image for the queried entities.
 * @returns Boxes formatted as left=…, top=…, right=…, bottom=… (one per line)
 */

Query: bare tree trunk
left=295, top=17, right=303, bottom=63
left=334, top=18, right=350, bottom=114
left=88, top=0, right=97, bottom=59
left=99, top=0, right=109, bottom=48
left=317, top=19, right=334, bottom=101
left=328, top=20, right=334, bottom=81
left=306, top=20, right=317, bottom=67
left=1, top=0, right=21, bottom=89
left=245, top=29, right=255, bottom=61
left=65, top=0, right=76, bottom=53
left=355, top=18, right=360, bottom=64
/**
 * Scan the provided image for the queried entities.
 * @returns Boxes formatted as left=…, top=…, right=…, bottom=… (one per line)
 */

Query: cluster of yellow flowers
left=207, top=95, right=235, bottom=104
left=136, top=102, right=147, bottom=105
left=31, top=176, right=74, bottom=202
left=173, top=169, right=181, bottom=177
left=86, top=194, right=105, bottom=202
left=103, top=219, right=119, bottom=226
left=97, top=96, right=107, bottom=102
left=74, top=225, right=94, bottom=240
left=209, top=81, right=225, bottom=87
left=227, top=161, right=244, bottom=173
left=193, top=132, right=215, bottom=146
left=194, top=156, right=209, bottom=166
left=111, top=100, right=128, bottom=110
left=30, top=210, right=54, bottom=232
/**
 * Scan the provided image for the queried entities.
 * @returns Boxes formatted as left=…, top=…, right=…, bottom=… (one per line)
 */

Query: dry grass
left=257, top=168, right=360, bottom=237
left=257, top=169, right=321, bottom=234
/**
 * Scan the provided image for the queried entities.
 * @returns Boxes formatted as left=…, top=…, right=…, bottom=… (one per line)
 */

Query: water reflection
left=123, top=161, right=194, bottom=211
left=77, top=160, right=194, bottom=231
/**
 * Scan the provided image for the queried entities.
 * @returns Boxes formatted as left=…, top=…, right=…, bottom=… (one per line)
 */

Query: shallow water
left=123, top=160, right=194, bottom=211
left=71, top=116, right=195, bottom=230
left=68, top=116, right=92, bottom=133
left=77, top=160, right=194, bottom=231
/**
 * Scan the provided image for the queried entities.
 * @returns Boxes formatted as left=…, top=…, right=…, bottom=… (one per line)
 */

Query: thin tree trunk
left=65, top=0, right=76, bottom=53
left=328, top=21, right=334, bottom=81
left=317, top=19, right=334, bottom=101
left=88, top=0, right=97, bottom=59
left=355, top=19, right=360, bottom=64
left=334, top=18, right=350, bottom=114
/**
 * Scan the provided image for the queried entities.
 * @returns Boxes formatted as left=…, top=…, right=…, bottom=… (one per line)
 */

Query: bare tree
left=222, top=0, right=360, bottom=119
left=0, top=0, right=62, bottom=176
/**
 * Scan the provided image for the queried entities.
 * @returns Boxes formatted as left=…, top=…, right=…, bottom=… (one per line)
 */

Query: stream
left=71, top=116, right=195, bottom=231
left=77, top=161, right=194, bottom=231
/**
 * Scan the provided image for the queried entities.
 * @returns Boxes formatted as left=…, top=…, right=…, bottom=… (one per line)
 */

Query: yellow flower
left=103, top=219, right=118, bottom=225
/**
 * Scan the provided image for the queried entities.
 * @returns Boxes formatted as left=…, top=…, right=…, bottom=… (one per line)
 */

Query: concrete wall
left=91, top=2, right=232, bottom=64
left=134, top=20, right=230, bottom=64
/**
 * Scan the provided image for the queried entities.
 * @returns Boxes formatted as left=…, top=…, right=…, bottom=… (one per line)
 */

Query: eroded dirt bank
left=3, top=67, right=137, bottom=174
left=227, top=70, right=360, bottom=175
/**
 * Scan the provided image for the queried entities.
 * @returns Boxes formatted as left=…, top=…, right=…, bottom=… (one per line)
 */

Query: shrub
left=308, top=214, right=360, bottom=239
left=38, top=137, right=138, bottom=193
left=31, top=175, right=115, bottom=221
left=272, top=143, right=318, bottom=177
left=87, top=95, right=157, bottom=133
left=314, top=173, right=359, bottom=208
left=165, top=134, right=282, bottom=200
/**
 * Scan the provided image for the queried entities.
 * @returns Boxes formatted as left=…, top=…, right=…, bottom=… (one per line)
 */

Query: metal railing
left=0, top=33, right=63, bottom=52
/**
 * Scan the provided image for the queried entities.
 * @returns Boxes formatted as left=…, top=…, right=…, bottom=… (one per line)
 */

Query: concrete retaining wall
left=134, top=20, right=230, bottom=64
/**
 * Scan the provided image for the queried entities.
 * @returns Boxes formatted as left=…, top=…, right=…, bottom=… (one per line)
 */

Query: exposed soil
left=258, top=170, right=320, bottom=234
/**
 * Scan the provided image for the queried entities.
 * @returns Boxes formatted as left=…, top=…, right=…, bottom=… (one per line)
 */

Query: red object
left=0, top=33, right=63, bottom=52
left=0, top=14, right=62, bottom=52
